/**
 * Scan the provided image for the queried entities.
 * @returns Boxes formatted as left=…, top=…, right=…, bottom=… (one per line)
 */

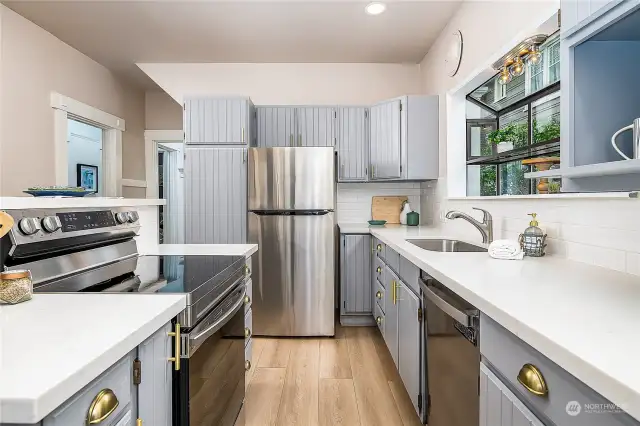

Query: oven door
left=174, top=281, right=246, bottom=426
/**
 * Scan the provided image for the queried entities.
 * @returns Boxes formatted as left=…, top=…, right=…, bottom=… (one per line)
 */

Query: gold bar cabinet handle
left=298, top=134, right=302, bottom=146
left=517, top=363, right=548, bottom=396
left=87, top=389, right=119, bottom=424
left=137, top=419, right=143, bottom=426
left=290, top=134, right=293, bottom=146
left=168, top=323, right=181, bottom=371
left=242, top=127, right=245, bottom=142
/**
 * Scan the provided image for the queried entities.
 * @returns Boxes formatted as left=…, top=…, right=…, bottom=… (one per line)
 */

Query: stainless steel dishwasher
left=420, top=273, right=480, bottom=426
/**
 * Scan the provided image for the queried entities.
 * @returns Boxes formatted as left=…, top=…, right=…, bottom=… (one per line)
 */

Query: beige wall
left=419, top=1, right=640, bottom=275
left=137, top=63, right=423, bottom=106
left=145, top=90, right=183, bottom=130
left=0, top=5, right=146, bottom=196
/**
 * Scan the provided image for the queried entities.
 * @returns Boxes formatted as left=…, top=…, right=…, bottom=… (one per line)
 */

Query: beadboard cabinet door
left=138, top=322, right=172, bottom=426
left=295, top=107, right=335, bottom=147
left=384, top=265, right=399, bottom=367
left=256, top=106, right=296, bottom=147
left=185, top=147, right=247, bottom=243
left=336, top=107, right=369, bottom=181
left=340, top=234, right=372, bottom=314
left=397, top=283, right=421, bottom=415
left=184, top=97, right=250, bottom=145
left=370, top=99, right=401, bottom=180
left=480, top=363, right=544, bottom=426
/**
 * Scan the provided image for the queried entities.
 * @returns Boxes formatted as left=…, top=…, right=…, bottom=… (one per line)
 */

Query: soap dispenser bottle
left=400, top=201, right=411, bottom=225
left=519, top=213, right=547, bottom=257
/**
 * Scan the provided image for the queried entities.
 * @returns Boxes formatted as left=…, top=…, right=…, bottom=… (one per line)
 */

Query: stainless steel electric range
left=1, top=207, right=248, bottom=426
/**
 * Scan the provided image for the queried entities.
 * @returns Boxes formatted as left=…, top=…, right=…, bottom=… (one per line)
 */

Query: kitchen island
left=0, top=293, right=186, bottom=424
left=340, top=223, right=640, bottom=423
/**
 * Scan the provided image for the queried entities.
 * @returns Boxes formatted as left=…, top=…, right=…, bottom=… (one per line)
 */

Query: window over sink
left=465, top=32, right=561, bottom=197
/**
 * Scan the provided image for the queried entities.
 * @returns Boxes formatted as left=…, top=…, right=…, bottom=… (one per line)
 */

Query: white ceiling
left=3, top=0, right=462, bottom=89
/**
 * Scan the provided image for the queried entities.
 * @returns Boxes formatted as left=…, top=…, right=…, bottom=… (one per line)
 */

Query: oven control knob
left=127, top=211, right=139, bottom=223
left=41, top=216, right=62, bottom=233
left=18, top=217, right=41, bottom=236
left=115, top=212, right=129, bottom=224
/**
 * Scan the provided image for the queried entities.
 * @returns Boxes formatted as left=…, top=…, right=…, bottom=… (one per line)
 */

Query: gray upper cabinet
left=296, top=107, right=335, bottom=147
left=256, top=106, right=296, bottom=147
left=184, top=97, right=254, bottom=145
left=336, top=107, right=369, bottom=182
left=185, top=147, right=247, bottom=243
left=384, top=265, right=399, bottom=367
left=480, top=363, right=544, bottom=426
left=370, top=95, right=439, bottom=181
left=138, top=322, right=172, bottom=426
left=340, top=234, right=372, bottom=315
left=560, top=0, right=624, bottom=38
left=256, top=106, right=335, bottom=147
left=397, top=283, right=421, bottom=414
left=370, top=99, right=402, bottom=180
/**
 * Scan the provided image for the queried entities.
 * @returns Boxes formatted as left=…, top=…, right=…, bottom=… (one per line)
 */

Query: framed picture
left=77, top=164, right=98, bottom=193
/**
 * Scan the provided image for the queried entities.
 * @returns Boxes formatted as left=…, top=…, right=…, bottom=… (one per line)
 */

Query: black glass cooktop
left=132, top=255, right=245, bottom=299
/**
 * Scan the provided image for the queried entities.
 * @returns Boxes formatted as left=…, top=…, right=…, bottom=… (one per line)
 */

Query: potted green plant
left=488, top=123, right=520, bottom=153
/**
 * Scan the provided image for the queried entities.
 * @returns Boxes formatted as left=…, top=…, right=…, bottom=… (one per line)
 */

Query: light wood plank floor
left=237, top=325, right=422, bottom=426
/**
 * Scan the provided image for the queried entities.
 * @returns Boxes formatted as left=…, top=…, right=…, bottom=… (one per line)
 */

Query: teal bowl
left=368, top=220, right=387, bottom=226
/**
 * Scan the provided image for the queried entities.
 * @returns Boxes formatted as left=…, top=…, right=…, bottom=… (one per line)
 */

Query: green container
left=406, top=211, right=420, bottom=226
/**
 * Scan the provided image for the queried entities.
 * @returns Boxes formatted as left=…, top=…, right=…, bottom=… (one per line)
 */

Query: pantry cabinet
left=370, top=95, right=439, bottom=181
left=184, top=97, right=256, bottom=145
left=336, top=107, right=369, bottom=181
left=256, top=106, right=335, bottom=147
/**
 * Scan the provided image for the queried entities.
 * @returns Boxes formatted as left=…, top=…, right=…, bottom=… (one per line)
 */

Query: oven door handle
left=190, top=286, right=247, bottom=342
left=105, top=276, right=142, bottom=292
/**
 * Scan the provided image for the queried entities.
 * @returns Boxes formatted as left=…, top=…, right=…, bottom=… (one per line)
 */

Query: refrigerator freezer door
left=248, top=147, right=335, bottom=211
left=249, top=211, right=335, bottom=336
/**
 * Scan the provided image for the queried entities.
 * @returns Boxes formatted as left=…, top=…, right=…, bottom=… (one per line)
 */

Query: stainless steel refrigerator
left=248, top=147, right=335, bottom=336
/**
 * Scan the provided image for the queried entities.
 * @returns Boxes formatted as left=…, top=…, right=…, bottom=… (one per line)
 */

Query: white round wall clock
left=444, top=30, right=463, bottom=77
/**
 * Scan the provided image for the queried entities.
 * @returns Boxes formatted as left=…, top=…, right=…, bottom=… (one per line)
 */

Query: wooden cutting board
left=371, top=196, right=408, bottom=224
left=0, top=211, right=14, bottom=239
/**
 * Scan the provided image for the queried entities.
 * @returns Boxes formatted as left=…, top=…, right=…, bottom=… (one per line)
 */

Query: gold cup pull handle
left=376, top=266, right=381, bottom=273
left=376, top=291, right=382, bottom=299
left=517, top=364, right=548, bottom=396
left=245, top=327, right=252, bottom=338
left=87, top=389, right=119, bottom=424
left=376, top=316, right=382, bottom=325
left=377, top=244, right=382, bottom=252
left=244, top=295, right=251, bottom=304
left=245, top=360, right=252, bottom=371
left=168, top=323, right=181, bottom=371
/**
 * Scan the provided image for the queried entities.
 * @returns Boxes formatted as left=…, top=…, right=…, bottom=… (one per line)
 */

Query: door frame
left=144, top=130, right=184, bottom=198
left=51, top=93, right=125, bottom=196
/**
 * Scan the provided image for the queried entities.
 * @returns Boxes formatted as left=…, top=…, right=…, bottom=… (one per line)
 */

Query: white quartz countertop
left=0, top=293, right=186, bottom=423
left=339, top=223, right=640, bottom=421
left=141, top=243, right=259, bottom=257
left=0, top=197, right=165, bottom=210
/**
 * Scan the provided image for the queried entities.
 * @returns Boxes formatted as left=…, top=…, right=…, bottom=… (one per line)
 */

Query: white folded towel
left=488, top=239, right=524, bottom=260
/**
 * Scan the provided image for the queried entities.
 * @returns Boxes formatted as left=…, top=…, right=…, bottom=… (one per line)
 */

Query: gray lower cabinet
left=185, top=147, right=247, bottom=243
left=256, top=106, right=296, bottom=147
left=340, top=234, right=372, bottom=325
left=184, top=97, right=254, bottom=145
left=138, top=322, right=173, bottom=426
left=336, top=107, right=369, bottom=181
left=480, top=362, right=544, bottom=426
left=384, top=265, right=399, bottom=367
left=397, top=282, right=421, bottom=413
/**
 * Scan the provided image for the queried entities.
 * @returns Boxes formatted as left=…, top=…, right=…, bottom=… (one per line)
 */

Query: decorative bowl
left=368, top=220, right=387, bottom=226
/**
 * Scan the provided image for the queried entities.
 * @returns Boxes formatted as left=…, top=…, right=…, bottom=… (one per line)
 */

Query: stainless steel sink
left=407, top=239, right=487, bottom=252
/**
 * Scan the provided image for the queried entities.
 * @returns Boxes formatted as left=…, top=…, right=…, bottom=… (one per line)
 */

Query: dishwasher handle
left=420, top=278, right=478, bottom=327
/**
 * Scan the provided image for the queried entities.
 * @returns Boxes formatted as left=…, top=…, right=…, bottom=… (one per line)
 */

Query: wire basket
left=519, top=233, right=547, bottom=257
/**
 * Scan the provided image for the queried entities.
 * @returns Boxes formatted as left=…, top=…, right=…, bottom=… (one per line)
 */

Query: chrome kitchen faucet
left=445, top=208, right=493, bottom=244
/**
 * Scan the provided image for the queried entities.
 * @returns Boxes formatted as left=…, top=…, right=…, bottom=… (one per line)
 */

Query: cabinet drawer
left=374, top=302, right=385, bottom=337
left=481, top=315, right=639, bottom=426
left=245, top=278, right=253, bottom=314
left=375, top=279, right=386, bottom=314
left=399, top=256, right=419, bottom=294
left=44, top=352, right=135, bottom=426
left=244, top=308, right=253, bottom=345
left=374, top=256, right=385, bottom=287
left=374, top=238, right=386, bottom=261
left=385, top=246, right=400, bottom=274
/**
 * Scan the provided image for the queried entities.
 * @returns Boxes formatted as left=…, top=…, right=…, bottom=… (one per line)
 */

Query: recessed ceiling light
left=365, top=2, right=386, bottom=15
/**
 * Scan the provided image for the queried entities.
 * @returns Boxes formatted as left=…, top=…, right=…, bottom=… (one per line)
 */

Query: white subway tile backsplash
left=336, top=182, right=420, bottom=223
